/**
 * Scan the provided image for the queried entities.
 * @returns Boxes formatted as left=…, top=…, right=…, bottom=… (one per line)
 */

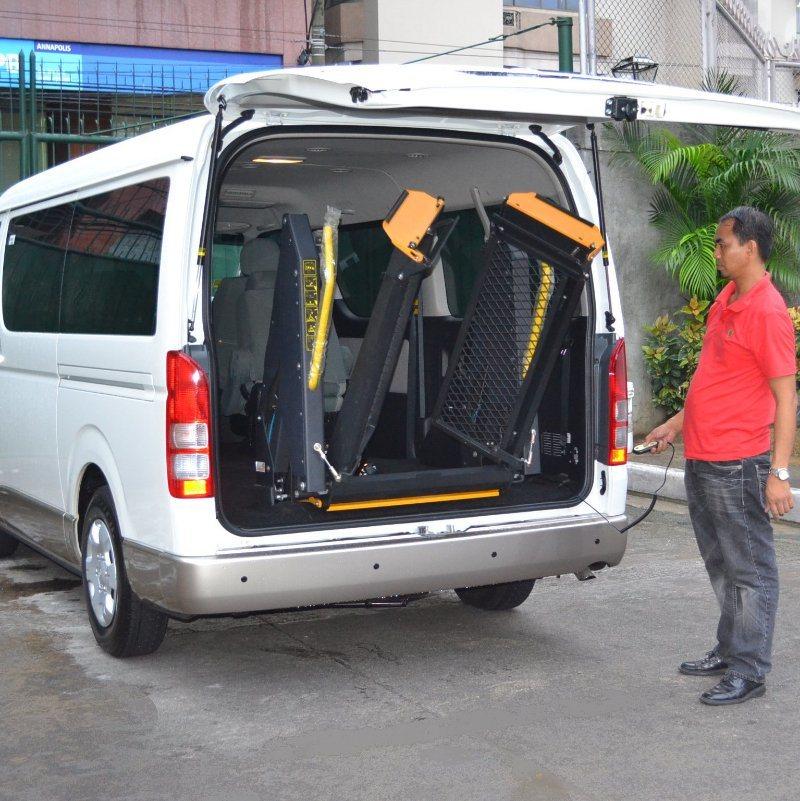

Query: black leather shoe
left=679, top=651, right=728, bottom=676
left=700, top=675, right=766, bottom=706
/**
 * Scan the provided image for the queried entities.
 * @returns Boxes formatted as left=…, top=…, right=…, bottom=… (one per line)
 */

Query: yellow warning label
left=303, top=259, right=319, bottom=351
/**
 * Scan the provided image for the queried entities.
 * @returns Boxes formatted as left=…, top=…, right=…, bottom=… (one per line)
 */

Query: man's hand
left=643, top=410, right=684, bottom=455
left=767, top=375, right=797, bottom=519
left=765, top=474, right=794, bottom=519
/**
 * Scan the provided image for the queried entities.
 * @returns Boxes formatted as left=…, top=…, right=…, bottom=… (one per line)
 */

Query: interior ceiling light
left=252, top=156, right=305, bottom=165
left=306, top=146, right=330, bottom=153
left=222, top=188, right=256, bottom=200
left=407, top=152, right=428, bottom=159
left=216, top=221, right=251, bottom=232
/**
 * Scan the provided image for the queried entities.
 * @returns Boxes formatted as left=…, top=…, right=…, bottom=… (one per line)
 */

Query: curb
left=628, top=463, right=800, bottom=525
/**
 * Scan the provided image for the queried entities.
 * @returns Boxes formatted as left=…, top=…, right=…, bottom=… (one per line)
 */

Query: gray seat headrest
left=240, top=238, right=280, bottom=277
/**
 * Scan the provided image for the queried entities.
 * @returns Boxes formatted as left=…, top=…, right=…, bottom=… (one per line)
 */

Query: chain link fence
left=771, top=63, right=800, bottom=105
left=593, top=0, right=703, bottom=89
left=714, top=8, right=766, bottom=99
left=587, top=0, right=799, bottom=104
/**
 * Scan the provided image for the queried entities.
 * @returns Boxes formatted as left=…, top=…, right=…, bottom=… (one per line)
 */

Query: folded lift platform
left=251, top=189, right=603, bottom=513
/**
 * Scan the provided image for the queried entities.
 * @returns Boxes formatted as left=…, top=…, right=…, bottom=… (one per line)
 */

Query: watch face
left=773, top=468, right=790, bottom=481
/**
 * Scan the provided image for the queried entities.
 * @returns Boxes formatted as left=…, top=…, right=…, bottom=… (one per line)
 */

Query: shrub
left=642, top=298, right=709, bottom=416
left=644, top=298, right=800, bottom=416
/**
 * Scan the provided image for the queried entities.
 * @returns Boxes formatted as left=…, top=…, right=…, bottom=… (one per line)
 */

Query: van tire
left=455, top=579, right=536, bottom=610
left=0, top=529, right=19, bottom=558
left=81, top=487, right=167, bottom=657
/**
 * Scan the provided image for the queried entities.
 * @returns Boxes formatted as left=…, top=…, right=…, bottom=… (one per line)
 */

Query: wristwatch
left=769, top=467, right=790, bottom=481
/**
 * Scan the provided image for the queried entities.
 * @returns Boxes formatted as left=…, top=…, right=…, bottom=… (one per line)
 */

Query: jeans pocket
left=703, top=460, right=743, bottom=480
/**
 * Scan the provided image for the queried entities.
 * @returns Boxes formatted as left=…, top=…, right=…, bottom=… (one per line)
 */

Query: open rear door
left=207, top=64, right=800, bottom=135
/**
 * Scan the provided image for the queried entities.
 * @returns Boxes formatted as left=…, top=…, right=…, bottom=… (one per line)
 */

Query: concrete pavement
left=1, top=500, right=799, bottom=801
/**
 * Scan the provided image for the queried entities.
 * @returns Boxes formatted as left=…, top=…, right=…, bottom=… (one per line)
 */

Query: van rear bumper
left=123, top=513, right=627, bottom=617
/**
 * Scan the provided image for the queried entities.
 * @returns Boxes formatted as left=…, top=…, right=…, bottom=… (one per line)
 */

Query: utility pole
left=556, top=17, right=574, bottom=72
left=309, top=0, right=326, bottom=65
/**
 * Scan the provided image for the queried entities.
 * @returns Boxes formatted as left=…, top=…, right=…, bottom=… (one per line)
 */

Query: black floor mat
left=217, top=441, right=580, bottom=534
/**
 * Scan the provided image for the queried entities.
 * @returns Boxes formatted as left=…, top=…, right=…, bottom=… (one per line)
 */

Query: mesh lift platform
left=431, top=193, right=603, bottom=472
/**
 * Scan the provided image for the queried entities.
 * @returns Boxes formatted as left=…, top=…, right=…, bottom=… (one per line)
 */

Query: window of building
left=507, top=0, right=580, bottom=11
left=60, top=178, right=168, bottom=336
left=2, top=203, right=74, bottom=333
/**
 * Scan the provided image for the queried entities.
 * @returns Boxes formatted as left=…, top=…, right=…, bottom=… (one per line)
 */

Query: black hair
left=719, top=206, right=774, bottom=262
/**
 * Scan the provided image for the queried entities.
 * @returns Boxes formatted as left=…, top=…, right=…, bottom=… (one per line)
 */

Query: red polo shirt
left=683, top=274, right=796, bottom=461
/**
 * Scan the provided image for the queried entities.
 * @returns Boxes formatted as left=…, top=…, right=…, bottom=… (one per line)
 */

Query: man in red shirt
left=645, top=206, right=797, bottom=706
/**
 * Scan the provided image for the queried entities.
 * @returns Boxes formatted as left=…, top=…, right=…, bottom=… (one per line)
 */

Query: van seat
left=222, top=238, right=281, bottom=416
left=212, top=275, right=247, bottom=403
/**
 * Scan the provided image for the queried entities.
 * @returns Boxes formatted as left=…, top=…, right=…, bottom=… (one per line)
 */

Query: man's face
left=714, top=218, right=757, bottom=280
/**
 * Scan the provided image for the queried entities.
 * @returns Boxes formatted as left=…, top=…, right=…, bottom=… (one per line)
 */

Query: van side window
left=336, top=210, right=491, bottom=319
left=60, top=178, right=169, bottom=336
left=2, top=203, right=74, bottom=333
left=210, top=234, right=244, bottom=300
left=336, top=222, right=394, bottom=318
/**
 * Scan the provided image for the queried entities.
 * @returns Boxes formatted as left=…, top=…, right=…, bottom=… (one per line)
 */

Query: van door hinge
left=605, top=96, right=639, bottom=122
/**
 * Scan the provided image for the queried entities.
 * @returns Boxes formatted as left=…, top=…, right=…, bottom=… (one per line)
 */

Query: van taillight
left=608, top=339, right=628, bottom=466
left=166, top=351, right=214, bottom=498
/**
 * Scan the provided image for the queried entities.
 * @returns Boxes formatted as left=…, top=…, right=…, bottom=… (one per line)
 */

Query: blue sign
left=0, top=38, right=282, bottom=92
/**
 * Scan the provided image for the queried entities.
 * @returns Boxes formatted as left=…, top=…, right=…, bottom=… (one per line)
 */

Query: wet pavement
left=1, top=499, right=799, bottom=801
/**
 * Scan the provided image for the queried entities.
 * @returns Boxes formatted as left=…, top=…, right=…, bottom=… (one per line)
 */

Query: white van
left=1, top=66, right=796, bottom=657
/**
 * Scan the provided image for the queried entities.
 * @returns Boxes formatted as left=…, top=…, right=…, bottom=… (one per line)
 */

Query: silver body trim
left=123, top=514, right=627, bottom=616
left=0, top=485, right=77, bottom=565
left=60, top=375, right=148, bottom=392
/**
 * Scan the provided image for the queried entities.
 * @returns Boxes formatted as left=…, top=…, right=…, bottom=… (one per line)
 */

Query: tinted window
left=211, top=235, right=244, bottom=300
left=337, top=222, right=394, bottom=318
left=2, top=203, right=73, bottom=332
left=336, top=210, right=490, bottom=319
left=61, top=178, right=168, bottom=335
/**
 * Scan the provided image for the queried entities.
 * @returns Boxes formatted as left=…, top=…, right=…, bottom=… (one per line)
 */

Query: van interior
left=208, top=132, right=600, bottom=532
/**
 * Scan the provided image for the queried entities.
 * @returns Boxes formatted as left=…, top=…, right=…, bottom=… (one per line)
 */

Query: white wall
left=362, top=0, right=503, bottom=65
left=757, top=0, right=797, bottom=43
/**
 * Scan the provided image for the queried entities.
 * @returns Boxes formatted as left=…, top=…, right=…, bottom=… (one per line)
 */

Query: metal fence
left=714, top=6, right=767, bottom=98
left=592, top=0, right=704, bottom=89
left=0, top=52, right=233, bottom=192
left=771, top=62, right=800, bottom=105
left=585, top=0, right=800, bottom=105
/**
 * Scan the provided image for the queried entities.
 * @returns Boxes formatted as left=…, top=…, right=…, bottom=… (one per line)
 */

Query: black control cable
left=579, top=443, right=676, bottom=535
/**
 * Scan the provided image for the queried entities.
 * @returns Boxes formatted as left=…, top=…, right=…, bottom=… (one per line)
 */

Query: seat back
left=223, top=238, right=281, bottom=416
left=212, top=275, right=247, bottom=402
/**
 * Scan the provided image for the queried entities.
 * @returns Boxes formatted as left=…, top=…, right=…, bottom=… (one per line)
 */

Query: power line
left=405, top=18, right=559, bottom=64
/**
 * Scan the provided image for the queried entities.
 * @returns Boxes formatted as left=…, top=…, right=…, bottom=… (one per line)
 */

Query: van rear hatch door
left=206, top=65, right=800, bottom=133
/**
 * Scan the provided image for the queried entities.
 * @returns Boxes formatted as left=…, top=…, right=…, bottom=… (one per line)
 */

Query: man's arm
left=643, top=409, right=684, bottom=455
left=766, top=375, right=797, bottom=518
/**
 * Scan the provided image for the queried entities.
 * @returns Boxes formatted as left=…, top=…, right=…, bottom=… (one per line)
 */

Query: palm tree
left=610, top=75, right=800, bottom=300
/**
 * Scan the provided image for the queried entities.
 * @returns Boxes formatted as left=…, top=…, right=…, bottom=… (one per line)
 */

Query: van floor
left=217, top=443, right=580, bottom=533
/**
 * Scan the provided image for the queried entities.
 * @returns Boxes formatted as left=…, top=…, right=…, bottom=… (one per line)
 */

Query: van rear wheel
left=81, top=486, right=167, bottom=657
left=0, top=529, right=19, bottom=558
left=455, top=579, right=536, bottom=610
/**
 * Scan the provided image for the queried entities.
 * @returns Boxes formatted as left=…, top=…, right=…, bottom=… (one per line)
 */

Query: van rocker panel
left=123, top=513, right=626, bottom=616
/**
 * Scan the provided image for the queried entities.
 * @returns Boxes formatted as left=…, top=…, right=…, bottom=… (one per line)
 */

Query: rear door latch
left=605, top=96, right=639, bottom=122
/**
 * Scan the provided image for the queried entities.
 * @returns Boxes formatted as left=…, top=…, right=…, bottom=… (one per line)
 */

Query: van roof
left=206, top=64, right=800, bottom=133
left=0, top=115, right=212, bottom=213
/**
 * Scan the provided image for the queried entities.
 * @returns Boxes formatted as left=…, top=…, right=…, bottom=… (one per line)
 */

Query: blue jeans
left=684, top=453, right=778, bottom=683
